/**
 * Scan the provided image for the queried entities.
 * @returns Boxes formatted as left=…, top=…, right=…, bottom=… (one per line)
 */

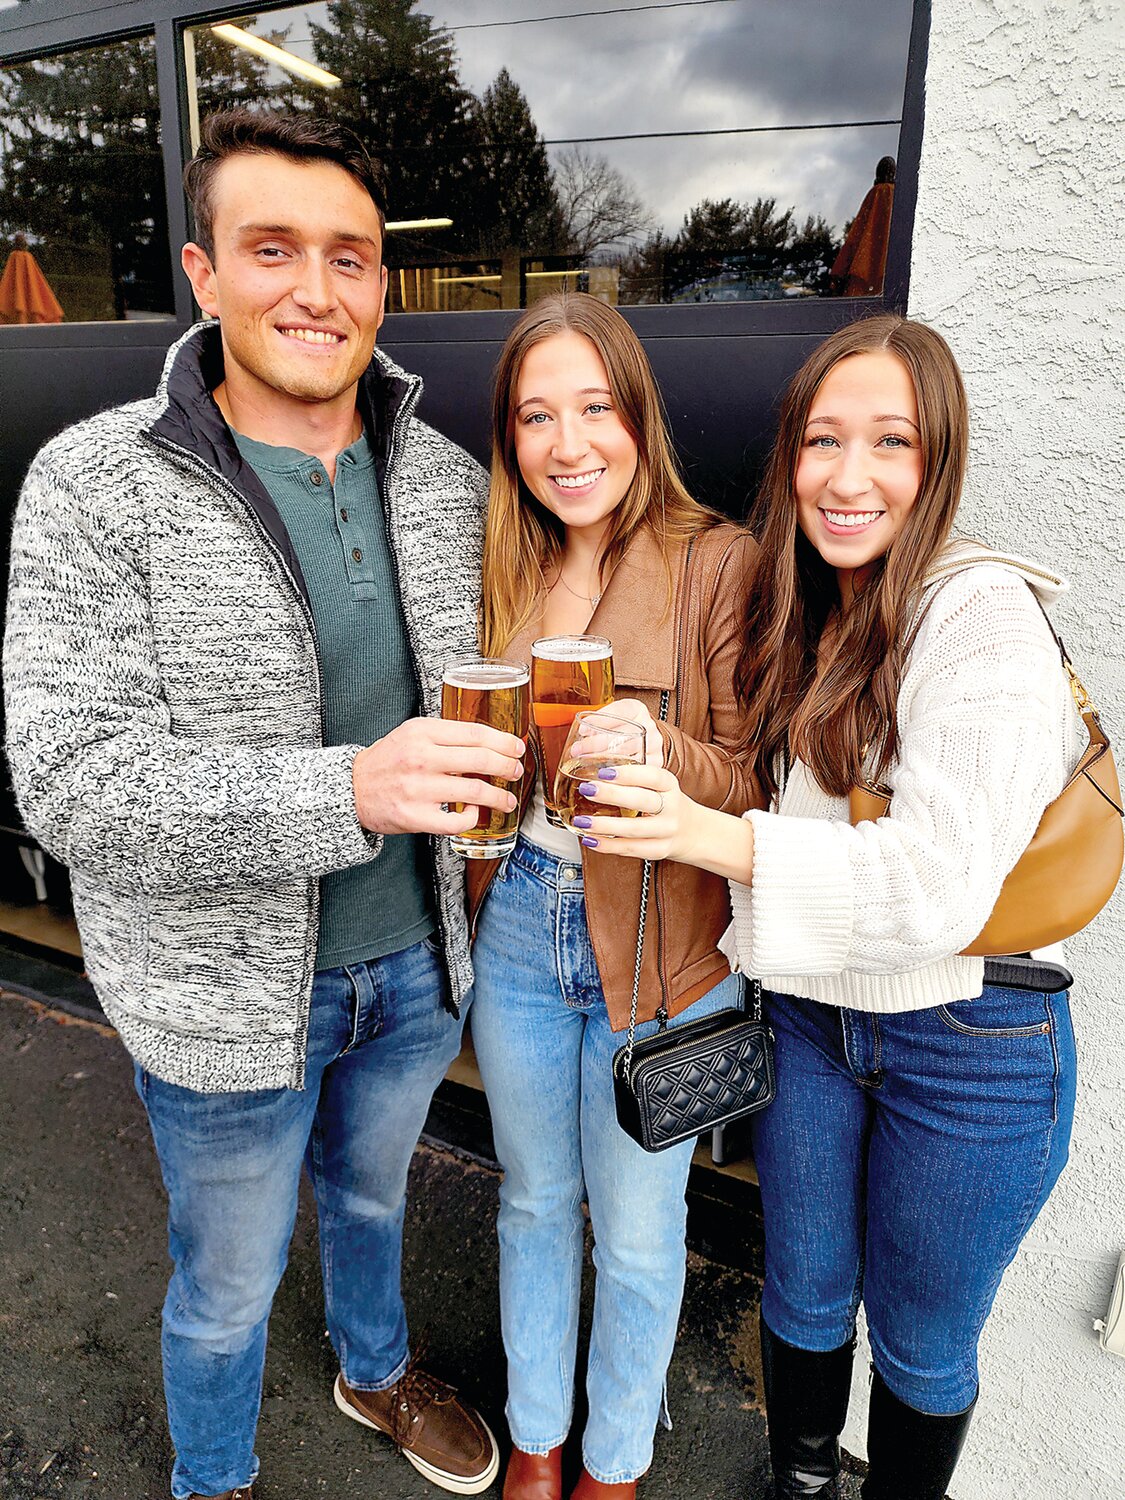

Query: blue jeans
left=135, top=936, right=465, bottom=1500
left=470, top=835, right=740, bottom=1484
left=750, top=985, right=1076, bottom=1414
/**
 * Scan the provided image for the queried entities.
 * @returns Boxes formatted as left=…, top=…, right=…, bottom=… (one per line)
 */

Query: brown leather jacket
left=467, top=520, right=761, bottom=1032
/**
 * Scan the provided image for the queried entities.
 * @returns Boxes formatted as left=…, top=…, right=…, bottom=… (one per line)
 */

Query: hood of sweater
left=927, top=535, right=1068, bottom=608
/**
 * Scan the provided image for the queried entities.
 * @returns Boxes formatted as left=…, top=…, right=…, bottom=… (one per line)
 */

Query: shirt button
left=352, top=547, right=363, bottom=563
left=310, top=470, right=324, bottom=487
left=339, top=508, right=348, bottom=522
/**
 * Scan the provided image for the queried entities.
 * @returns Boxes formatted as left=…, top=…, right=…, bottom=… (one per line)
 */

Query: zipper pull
left=655, top=1005, right=669, bottom=1031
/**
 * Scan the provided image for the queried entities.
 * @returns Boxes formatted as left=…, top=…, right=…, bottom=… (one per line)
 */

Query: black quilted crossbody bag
left=611, top=689, right=776, bottom=1152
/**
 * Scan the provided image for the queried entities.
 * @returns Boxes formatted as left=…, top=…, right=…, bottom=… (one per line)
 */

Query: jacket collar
left=148, top=319, right=421, bottom=464
left=508, top=523, right=682, bottom=690
left=144, top=321, right=422, bottom=605
left=590, top=523, right=681, bottom=689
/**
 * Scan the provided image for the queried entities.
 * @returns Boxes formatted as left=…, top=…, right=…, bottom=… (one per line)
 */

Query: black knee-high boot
left=759, top=1313, right=855, bottom=1499
left=860, top=1371, right=976, bottom=1500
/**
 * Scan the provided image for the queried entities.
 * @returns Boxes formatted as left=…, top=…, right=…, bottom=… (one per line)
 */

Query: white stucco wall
left=840, top=2, right=1125, bottom=1495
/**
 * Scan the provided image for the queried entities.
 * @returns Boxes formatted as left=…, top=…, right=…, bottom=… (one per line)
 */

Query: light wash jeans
left=470, top=834, right=740, bottom=1484
left=751, top=984, right=1076, bottom=1414
left=135, top=936, right=465, bottom=1500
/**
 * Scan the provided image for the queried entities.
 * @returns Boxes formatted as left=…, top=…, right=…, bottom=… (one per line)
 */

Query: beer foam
left=442, top=661, right=529, bottom=689
left=531, top=635, right=613, bottom=661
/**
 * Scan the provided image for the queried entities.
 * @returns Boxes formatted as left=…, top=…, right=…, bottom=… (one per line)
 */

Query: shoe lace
left=390, top=1337, right=458, bottom=1445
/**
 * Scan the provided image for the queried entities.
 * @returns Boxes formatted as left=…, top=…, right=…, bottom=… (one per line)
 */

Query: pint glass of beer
left=555, top=712, right=645, bottom=829
left=441, top=657, right=529, bottom=858
left=530, top=635, right=614, bottom=827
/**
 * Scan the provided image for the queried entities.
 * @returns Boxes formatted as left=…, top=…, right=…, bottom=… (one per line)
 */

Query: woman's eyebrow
left=515, top=387, right=612, bottom=413
left=804, top=413, right=921, bottom=432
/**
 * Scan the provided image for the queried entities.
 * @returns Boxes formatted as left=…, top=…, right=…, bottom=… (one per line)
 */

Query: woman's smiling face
left=513, top=330, right=639, bottom=545
left=795, top=350, right=924, bottom=600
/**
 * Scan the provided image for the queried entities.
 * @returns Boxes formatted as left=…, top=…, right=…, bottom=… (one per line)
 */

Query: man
left=4, top=109, right=522, bottom=1500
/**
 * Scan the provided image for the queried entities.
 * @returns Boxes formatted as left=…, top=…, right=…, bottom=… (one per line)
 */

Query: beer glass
left=555, top=712, right=646, bottom=829
left=441, top=656, right=529, bottom=858
left=531, top=634, right=614, bottom=827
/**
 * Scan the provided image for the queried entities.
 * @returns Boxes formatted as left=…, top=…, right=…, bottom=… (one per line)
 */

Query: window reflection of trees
left=0, top=0, right=870, bottom=313
left=624, top=198, right=840, bottom=306
left=0, top=2, right=905, bottom=322
left=183, top=0, right=900, bottom=311
left=0, top=35, right=174, bottom=323
left=181, top=0, right=903, bottom=311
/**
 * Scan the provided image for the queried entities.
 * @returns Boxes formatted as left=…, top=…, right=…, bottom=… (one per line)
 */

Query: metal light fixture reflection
left=385, top=218, right=454, bottom=232
left=211, top=24, right=342, bottom=90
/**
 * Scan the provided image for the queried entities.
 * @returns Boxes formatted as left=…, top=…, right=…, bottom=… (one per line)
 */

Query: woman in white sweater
left=569, top=316, right=1085, bottom=1500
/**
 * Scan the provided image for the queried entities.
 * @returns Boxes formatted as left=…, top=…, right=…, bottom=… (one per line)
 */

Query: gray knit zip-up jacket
left=4, top=322, right=487, bottom=1093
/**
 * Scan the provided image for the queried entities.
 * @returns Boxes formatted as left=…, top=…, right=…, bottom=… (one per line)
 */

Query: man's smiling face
left=185, top=150, right=387, bottom=413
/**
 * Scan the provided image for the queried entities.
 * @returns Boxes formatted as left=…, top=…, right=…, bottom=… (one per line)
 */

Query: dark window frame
left=0, top=0, right=931, bottom=349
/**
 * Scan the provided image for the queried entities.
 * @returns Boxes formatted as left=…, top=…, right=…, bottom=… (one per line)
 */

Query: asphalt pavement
left=0, top=986, right=871, bottom=1500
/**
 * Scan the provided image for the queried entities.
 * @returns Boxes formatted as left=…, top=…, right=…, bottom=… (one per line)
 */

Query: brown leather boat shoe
left=334, top=1358, right=499, bottom=1495
left=503, top=1443, right=564, bottom=1499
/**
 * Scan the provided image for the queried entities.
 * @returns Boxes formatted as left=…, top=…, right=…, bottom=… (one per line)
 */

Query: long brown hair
left=480, top=293, right=718, bottom=656
left=736, top=314, right=969, bottom=800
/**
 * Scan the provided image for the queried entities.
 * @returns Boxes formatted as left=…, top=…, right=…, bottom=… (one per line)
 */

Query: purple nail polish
left=573, top=815, right=593, bottom=829
left=578, top=781, right=598, bottom=797
left=580, top=835, right=599, bottom=848
left=597, top=766, right=618, bottom=780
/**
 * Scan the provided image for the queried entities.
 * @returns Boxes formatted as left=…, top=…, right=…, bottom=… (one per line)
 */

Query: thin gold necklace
left=550, top=567, right=602, bottom=608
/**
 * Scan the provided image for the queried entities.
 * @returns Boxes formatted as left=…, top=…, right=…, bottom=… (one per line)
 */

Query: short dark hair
left=184, top=108, right=389, bottom=258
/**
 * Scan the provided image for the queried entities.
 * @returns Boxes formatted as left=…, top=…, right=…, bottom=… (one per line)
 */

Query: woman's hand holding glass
left=556, top=711, right=646, bottom=831
left=569, top=758, right=689, bottom=858
left=594, top=698, right=666, bottom=765
left=573, top=758, right=757, bottom=883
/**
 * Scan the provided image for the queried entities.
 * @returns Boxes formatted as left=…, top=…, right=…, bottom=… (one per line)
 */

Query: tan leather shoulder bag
left=848, top=574, right=1123, bottom=956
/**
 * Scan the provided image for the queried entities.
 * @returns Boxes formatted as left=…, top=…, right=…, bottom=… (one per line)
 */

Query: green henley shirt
left=233, top=427, right=434, bottom=970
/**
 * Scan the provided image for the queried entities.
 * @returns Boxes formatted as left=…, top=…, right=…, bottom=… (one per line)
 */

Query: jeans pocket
left=421, top=932, right=443, bottom=959
left=937, top=986, right=1054, bottom=1038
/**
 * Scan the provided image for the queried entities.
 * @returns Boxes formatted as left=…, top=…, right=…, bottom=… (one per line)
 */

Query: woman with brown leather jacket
left=466, top=293, right=759, bottom=1500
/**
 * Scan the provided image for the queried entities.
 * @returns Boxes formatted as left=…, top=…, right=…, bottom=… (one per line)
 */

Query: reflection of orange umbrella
left=832, top=158, right=895, bottom=297
left=0, top=239, right=64, bottom=324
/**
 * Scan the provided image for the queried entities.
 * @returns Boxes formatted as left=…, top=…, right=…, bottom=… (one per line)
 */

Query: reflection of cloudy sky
left=222, top=0, right=913, bottom=236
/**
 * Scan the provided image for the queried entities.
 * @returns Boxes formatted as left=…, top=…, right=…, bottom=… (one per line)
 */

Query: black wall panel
left=383, top=329, right=830, bottom=523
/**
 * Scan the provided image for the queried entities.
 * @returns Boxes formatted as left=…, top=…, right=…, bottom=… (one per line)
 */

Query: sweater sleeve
left=3, top=450, right=381, bottom=896
left=660, top=529, right=763, bottom=814
left=727, top=569, right=1074, bottom=976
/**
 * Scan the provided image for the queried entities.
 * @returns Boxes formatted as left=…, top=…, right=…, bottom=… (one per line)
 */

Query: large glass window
left=0, top=33, right=174, bottom=324
left=184, top=0, right=913, bottom=313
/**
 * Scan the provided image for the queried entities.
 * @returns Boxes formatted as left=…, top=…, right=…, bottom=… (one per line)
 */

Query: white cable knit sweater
left=719, top=550, right=1089, bottom=1012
